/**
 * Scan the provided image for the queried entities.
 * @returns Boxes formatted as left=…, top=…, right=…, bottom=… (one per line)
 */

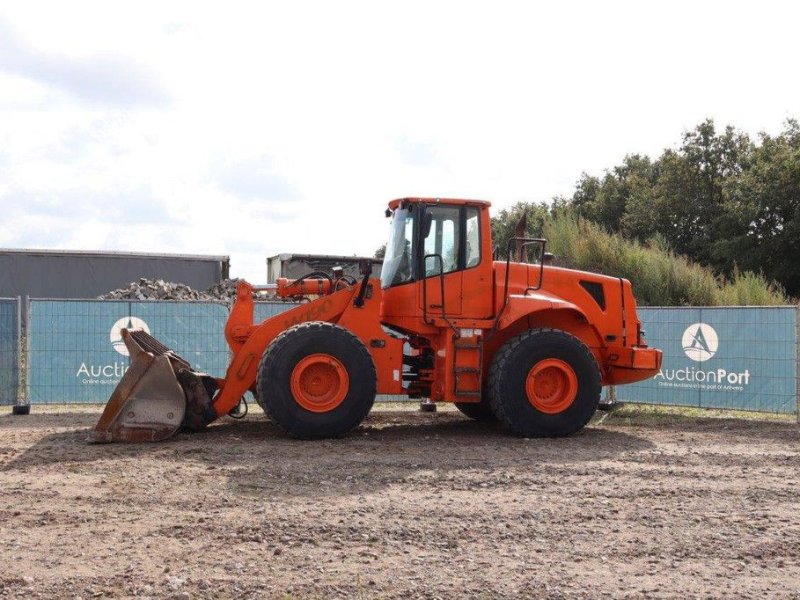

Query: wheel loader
left=91, top=197, right=662, bottom=443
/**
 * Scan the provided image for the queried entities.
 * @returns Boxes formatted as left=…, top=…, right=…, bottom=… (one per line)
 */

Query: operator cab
left=381, top=198, right=489, bottom=289
left=380, top=198, right=493, bottom=320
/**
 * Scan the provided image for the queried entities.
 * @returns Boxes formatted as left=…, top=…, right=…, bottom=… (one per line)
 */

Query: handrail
left=422, top=253, right=459, bottom=337
left=488, top=237, right=547, bottom=339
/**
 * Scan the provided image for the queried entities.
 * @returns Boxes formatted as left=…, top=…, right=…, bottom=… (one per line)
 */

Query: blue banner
left=28, top=300, right=230, bottom=403
left=617, top=307, right=798, bottom=413
left=253, top=301, right=296, bottom=324
left=0, top=299, right=19, bottom=406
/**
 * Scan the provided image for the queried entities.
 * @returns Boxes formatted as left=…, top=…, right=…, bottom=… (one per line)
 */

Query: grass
left=597, top=402, right=797, bottom=426
left=543, top=215, right=790, bottom=306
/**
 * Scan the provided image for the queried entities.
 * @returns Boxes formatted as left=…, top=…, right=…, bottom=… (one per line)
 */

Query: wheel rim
left=525, top=359, right=578, bottom=414
left=290, top=353, right=350, bottom=413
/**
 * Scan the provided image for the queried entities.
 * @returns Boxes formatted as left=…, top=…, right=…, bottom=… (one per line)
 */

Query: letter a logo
left=681, top=323, right=718, bottom=362
left=110, top=317, right=151, bottom=356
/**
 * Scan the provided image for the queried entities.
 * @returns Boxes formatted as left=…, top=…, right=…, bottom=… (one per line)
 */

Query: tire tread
left=257, top=321, right=376, bottom=439
left=488, top=328, right=601, bottom=437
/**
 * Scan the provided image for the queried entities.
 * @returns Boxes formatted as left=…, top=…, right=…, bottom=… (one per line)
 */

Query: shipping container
left=267, top=253, right=382, bottom=283
left=0, top=248, right=230, bottom=300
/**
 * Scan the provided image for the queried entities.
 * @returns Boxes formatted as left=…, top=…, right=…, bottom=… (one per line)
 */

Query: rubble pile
left=99, top=278, right=276, bottom=303
left=206, top=278, right=247, bottom=303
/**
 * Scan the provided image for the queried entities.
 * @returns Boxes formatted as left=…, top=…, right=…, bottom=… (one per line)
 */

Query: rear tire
left=488, top=329, right=600, bottom=437
left=258, top=322, right=376, bottom=439
left=454, top=399, right=496, bottom=421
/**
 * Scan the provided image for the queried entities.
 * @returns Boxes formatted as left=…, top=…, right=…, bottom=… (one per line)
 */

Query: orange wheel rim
left=290, top=354, right=349, bottom=413
left=525, top=359, right=578, bottom=414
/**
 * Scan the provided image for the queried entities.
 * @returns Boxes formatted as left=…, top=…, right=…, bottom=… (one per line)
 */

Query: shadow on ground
left=601, top=406, right=800, bottom=442
left=1, top=410, right=656, bottom=480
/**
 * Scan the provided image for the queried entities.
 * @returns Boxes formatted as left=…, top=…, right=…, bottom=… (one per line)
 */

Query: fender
left=214, top=284, right=356, bottom=417
left=495, top=291, right=605, bottom=350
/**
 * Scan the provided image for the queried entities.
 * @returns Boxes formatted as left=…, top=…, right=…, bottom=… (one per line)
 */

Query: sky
left=1, top=1, right=798, bottom=282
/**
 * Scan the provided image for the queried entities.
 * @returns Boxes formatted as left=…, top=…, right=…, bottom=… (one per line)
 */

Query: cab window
left=422, top=205, right=460, bottom=277
left=381, top=205, right=416, bottom=288
left=465, top=207, right=480, bottom=267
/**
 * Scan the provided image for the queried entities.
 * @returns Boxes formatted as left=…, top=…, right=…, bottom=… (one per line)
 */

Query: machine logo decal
left=283, top=299, right=333, bottom=329
left=681, top=323, right=718, bottom=362
left=110, top=317, right=151, bottom=356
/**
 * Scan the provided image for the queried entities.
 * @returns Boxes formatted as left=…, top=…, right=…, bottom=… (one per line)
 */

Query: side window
left=465, top=207, right=480, bottom=267
left=423, top=206, right=461, bottom=276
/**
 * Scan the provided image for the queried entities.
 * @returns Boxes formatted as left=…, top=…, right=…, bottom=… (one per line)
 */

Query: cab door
left=459, top=204, right=494, bottom=319
left=418, top=204, right=463, bottom=316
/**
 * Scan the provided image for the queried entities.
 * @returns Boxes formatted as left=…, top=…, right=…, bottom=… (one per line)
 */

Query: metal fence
left=617, top=307, right=798, bottom=414
left=27, top=300, right=231, bottom=403
left=0, top=298, right=20, bottom=406
left=23, top=300, right=298, bottom=404
left=5, top=300, right=800, bottom=416
left=254, top=300, right=299, bottom=323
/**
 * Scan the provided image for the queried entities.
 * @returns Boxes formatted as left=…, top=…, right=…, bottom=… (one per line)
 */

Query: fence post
left=17, top=296, right=21, bottom=405
left=22, top=296, right=28, bottom=409
left=796, top=304, right=799, bottom=424
left=11, top=296, right=30, bottom=415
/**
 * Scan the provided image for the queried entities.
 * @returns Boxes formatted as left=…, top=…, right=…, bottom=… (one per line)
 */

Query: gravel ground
left=1, top=405, right=798, bottom=599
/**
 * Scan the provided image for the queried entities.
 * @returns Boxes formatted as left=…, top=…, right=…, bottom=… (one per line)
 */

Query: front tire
left=258, top=322, right=376, bottom=439
left=488, top=329, right=600, bottom=437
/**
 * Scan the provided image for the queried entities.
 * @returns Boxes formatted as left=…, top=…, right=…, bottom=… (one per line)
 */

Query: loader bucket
left=89, top=329, right=190, bottom=443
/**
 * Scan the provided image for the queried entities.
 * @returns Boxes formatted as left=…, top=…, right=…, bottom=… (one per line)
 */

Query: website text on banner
left=616, top=307, right=797, bottom=414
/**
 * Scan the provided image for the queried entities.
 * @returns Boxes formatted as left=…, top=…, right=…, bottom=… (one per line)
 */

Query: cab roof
left=387, top=197, right=491, bottom=210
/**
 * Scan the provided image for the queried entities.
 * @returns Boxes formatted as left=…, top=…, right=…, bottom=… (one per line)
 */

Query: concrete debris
left=206, top=278, right=251, bottom=302
left=99, top=278, right=276, bottom=303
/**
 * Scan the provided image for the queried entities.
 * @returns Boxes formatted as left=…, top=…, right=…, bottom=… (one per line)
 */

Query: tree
left=473, top=118, right=798, bottom=298
left=655, top=121, right=751, bottom=265
left=490, top=201, right=553, bottom=259
left=714, top=120, right=800, bottom=295
left=554, top=118, right=797, bottom=297
left=569, top=155, right=657, bottom=235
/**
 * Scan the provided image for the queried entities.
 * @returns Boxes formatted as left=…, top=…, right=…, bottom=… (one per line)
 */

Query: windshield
left=381, top=206, right=415, bottom=288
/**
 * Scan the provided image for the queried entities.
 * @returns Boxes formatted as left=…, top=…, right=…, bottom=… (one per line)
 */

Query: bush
left=542, top=215, right=789, bottom=306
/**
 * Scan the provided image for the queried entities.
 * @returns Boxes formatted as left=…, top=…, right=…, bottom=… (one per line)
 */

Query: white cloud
left=0, top=0, right=798, bottom=282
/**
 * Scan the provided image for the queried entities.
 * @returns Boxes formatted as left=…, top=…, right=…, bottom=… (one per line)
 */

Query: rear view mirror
left=358, top=259, right=373, bottom=276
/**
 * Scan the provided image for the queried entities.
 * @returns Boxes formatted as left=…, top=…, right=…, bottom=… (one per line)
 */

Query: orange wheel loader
left=90, top=198, right=662, bottom=443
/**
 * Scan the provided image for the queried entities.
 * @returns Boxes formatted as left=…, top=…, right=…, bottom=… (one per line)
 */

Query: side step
left=453, top=336, right=483, bottom=397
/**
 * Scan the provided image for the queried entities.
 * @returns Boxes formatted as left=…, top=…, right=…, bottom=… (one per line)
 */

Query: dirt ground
left=1, top=404, right=798, bottom=599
